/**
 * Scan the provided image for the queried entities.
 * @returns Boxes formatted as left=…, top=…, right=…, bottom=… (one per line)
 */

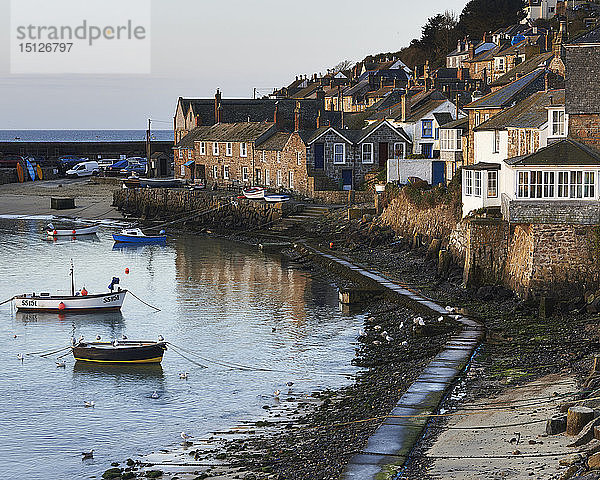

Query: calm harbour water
left=0, top=218, right=364, bottom=479
left=0, top=130, right=173, bottom=143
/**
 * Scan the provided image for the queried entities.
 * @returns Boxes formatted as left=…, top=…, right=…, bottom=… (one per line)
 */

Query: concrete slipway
left=300, top=246, right=484, bottom=480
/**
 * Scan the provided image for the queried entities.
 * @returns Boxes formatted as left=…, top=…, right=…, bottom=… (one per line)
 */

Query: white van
left=66, top=161, right=100, bottom=177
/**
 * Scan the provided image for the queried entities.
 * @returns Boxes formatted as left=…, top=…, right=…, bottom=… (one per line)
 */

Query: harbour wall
left=113, top=188, right=294, bottom=231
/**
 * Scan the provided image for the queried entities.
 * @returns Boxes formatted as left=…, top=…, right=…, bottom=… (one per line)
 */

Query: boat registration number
left=21, top=299, right=37, bottom=306
left=103, top=294, right=120, bottom=303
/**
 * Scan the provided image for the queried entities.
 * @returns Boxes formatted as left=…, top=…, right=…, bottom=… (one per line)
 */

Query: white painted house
left=525, top=0, right=558, bottom=21
left=462, top=89, right=568, bottom=217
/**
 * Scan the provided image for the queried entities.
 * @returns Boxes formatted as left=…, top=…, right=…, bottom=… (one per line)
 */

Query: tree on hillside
left=420, top=11, right=460, bottom=58
left=458, top=0, right=527, bottom=38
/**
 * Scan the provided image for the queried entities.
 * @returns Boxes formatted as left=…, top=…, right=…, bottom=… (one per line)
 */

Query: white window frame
left=261, top=151, right=266, bottom=162
left=516, top=169, right=597, bottom=199
left=393, top=142, right=405, bottom=159
left=277, top=152, right=281, bottom=163
left=199, top=142, right=206, bottom=155
left=474, top=112, right=480, bottom=127
left=362, top=143, right=374, bottom=164
left=213, top=165, right=219, bottom=179
left=223, top=165, right=230, bottom=180
left=289, top=170, right=294, bottom=189
left=487, top=171, right=497, bottom=198
left=276, top=169, right=282, bottom=187
left=187, top=149, right=193, bottom=159
left=180, top=165, right=185, bottom=176
left=334, top=143, right=346, bottom=164
left=493, top=130, right=500, bottom=153
left=474, top=171, right=482, bottom=197
left=265, top=169, right=270, bottom=185
left=178, top=149, right=183, bottom=159
left=551, top=110, right=566, bottom=137
left=242, top=166, right=249, bottom=182
left=213, top=142, right=219, bottom=156
left=464, top=170, right=473, bottom=196
left=240, top=143, right=248, bottom=157
left=226, top=142, right=232, bottom=156
left=297, top=151, right=302, bottom=166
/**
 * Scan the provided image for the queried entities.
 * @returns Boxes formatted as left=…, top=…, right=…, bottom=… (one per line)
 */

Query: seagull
left=17, top=353, right=24, bottom=361
left=445, top=306, right=456, bottom=313
left=413, top=316, right=424, bottom=325
left=401, top=341, right=408, bottom=346
left=286, top=381, right=294, bottom=387
left=373, top=340, right=381, bottom=345
left=437, top=316, right=444, bottom=322
left=399, top=322, right=404, bottom=329
left=78, top=335, right=84, bottom=343
left=84, top=401, right=95, bottom=408
left=56, top=360, right=66, bottom=368
left=151, top=390, right=159, bottom=399
left=274, top=389, right=281, bottom=399
left=179, top=372, right=189, bottom=380
left=358, top=329, right=366, bottom=337
left=374, top=325, right=382, bottom=331
left=380, top=330, right=388, bottom=337
left=96, top=335, right=101, bottom=341
left=158, top=335, right=164, bottom=342
left=81, top=449, right=94, bottom=459
left=180, top=431, right=193, bottom=441
left=385, top=335, right=393, bottom=342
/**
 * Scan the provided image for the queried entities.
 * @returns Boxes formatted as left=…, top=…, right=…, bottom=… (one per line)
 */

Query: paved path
left=303, top=247, right=484, bottom=480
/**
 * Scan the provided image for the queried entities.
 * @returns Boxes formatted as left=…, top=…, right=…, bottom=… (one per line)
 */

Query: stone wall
left=463, top=218, right=509, bottom=287
left=502, top=195, right=600, bottom=224
left=569, top=114, right=600, bottom=151
left=0, top=166, right=58, bottom=185
left=113, top=188, right=292, bottom=231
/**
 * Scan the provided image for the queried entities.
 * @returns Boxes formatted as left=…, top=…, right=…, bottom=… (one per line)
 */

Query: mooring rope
left=127, top=290, right=161, bottom=311
left=167, top=344, right=208, bottom=368
left=25, top=345, right=70, bottom=357
left=39, top=346, right=72, bottom=358
left=0, top=296, right=15, bottom=307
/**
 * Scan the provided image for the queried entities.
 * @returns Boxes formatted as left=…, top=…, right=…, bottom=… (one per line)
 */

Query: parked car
left=65, top=161, right=100, bottom=177
left=58, top=155, right=89, bottom=175
left=120, top=162, right=147, bottom=176
left=0, top=154, right=26, bottom=167
left=105, top=159, right=130, bottom=176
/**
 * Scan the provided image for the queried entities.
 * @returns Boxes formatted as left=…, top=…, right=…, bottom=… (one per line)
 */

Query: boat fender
left=125, top=268, right=129, bottom=274
left=58, top=302, right=65, bottom=310
left=81, top=287, right=88, bottom=296
left=159, top=230, right=165, bottom=235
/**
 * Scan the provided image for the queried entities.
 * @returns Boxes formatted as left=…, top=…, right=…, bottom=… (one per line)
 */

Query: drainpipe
left=252, top=144, right=255, bottom=186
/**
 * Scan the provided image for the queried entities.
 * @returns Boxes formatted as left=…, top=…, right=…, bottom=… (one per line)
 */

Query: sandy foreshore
left=0, top=177, right=122, bottom=220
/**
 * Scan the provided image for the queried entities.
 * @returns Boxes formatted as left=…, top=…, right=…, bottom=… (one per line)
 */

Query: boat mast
left=70, top=259, right=75, bottom=297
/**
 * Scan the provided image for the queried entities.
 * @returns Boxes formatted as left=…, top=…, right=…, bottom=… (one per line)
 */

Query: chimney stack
left=468, top=42, right=475, bottom=60
left=316, top=110, right=321, bottom=129
left=273, top=101, right=280, bottom=130
left=195, top=115, right=201, bottom=127
left=214, top=89, right=222, bottom=124
left=401, top=93, right=411, bottom=122
left=294, top=101, right=301, bottom=132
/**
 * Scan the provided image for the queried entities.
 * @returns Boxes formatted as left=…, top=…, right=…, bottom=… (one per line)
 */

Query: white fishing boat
left=13, top=262, right=127, bottom=313
left=242, top=187, right=265, bottom=199
left=46, top=223, right=98, bottom=237
left=264, top=194, right=290, bottom=203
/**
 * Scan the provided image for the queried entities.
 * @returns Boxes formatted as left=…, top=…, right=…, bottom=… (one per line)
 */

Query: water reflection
left=43, top=234, right=100, bottom=244
left=72, top=362, right=164, bottom=381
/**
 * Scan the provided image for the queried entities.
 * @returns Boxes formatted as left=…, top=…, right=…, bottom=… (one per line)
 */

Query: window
left=223, top=165, right=229, bottom=180
left=585, top=172, right=595, bottom=198
left=213, top=142, right=219, bottom=155
left=240, top=143, right=248, bottom=157
left=277, top=152, right=281, bottom=163
left=187, top=150, right=193, bottom=159
left=297, top=151, right=302, bottom=166
left=421, top=143, right=433, bottom=158
left=440, top=130, right=461, bottom=151
left=261, top=151, right=266, bottom=162
left=393, top=142, right=405, bottom=159
left=213, top=165, right=219, bottom=179
left=265, top=169, right=270, bottom=185
left=518, top=171, right=529, bottom=198
left=276, top=169, right=282, bottom=186
left=475, top=112, right=480, bottom=127
left=362, top=143, right=373, bottom=163
left=464, top=170, right=473, bottom=196
left=435, top=128, right=439, bottom=140
left=289, top=171, right=294, bottom=189
left=543, top=172, right=555, bottom=198
left=474, top=171, right=482, bottom=197
left=178, top=149, right=183, bottom=159
left=558, top=171, right=569, bottom=197
left=570, top=171, right=583, bottom=198
left=493, top=130, right=500, bottom=153
left=180, top=165, right=185, bottom=176
left=199, top=142, right=206, bottom=155
left=551, top=110, right=566, bottom=137
left=495, top=57, right=505, bottom=72
left=530, top=171, right=542, bottom=198
left=487, top=171, right=497, bottom=198
left=226, top=142, right=232, bottom=156
left=334, top=143, right=345, bottom=164
left=242, top=166, right=249, bottom=182
left=421, top=120, right=433, bottom=138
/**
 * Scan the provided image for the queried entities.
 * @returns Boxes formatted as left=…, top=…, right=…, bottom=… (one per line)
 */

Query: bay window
left=517, top=170, right=597, bottom=199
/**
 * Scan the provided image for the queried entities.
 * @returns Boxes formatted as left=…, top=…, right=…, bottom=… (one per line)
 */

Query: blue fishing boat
left=112, top=228, right=166, bottom=244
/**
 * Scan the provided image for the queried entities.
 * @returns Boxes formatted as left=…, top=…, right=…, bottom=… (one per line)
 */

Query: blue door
left=315, top=143, right=324, bottom=169
left=432, top=161, right=445, bottom=186
left=342, top=169, right=353, bottom=190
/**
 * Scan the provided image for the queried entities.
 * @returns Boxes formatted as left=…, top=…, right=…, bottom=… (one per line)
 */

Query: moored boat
left=112, top=228, right=166, bottom=243
left=242, top=187, right=265, bottom=199
left=72, top=339, right=167, bottom=364
left=139, top=178, right=184, bottom=188
left=46, top=223, right=98, bottom=237
left=14, top=290, right=127, bottom=313
left=264, top=194, right=291, bottom=203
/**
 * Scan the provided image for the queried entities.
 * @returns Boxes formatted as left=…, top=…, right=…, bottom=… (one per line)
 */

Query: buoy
left=58, top=302, right=65, bottom=310
left=81, top=287, right=88, bottom=296
left=72, top=229, right=76, bottom=235
left=329, top=242, right=335, bottom=249
left=53, top=230, right=57, bottom=235
left=125, top=268, right=130, bottom=274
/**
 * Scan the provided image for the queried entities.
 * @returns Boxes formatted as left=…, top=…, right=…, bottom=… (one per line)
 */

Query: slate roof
left=565, top=27, right=600, bottom=114
left=433, top=112, right=454, bottom=127
left=464, top=44, right=503, bottom=64
left=569, top=26, right=600, bottom=45
left=255, top=132, right=293, bottom=151
left=177, top=97, right=340, bottom=131
left=440, top=116, right=469, bottom=129
left=464, top=68, right=546, bottom=109
left=366, top=90, right=450, bottom=123
left=463, top=162, right=501, bottom=171
left=504, top=138, right=600, bottom=166
left=175, top=122, right=275, bottom=148
left=304, top=120, right=411, bottom=145
left=475, top=89, right=565, bottom=131
left=490, top=51, right=554, bottom=88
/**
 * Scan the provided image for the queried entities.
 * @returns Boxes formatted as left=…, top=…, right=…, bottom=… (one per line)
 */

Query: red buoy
left=125, top=268, right=130, bottom=274
left=53, top=230, right=57, bottom=235
left=58, top=302, right=66, bottom=310
left=72, top=229, right=76, bottom=235
left=81, top=287, right=88, bottom=296
left=329, top=242, right=335, bottom=249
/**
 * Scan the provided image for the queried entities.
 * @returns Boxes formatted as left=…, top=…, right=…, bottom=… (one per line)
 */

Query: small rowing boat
left=264, top=194, right=291, bottom=203
left=46, top=223, right=98, bottom=237
left=112, top=228, right=166, bottom=243
left=72, top=339, right=167, bottom=364
left=242, top=187, right=265, bottom=199
left=13, top=263, right=127, bottom=313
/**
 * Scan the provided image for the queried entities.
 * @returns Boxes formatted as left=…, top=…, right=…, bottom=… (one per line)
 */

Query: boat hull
left=112, top=234, right=166, bottom=243
left=47, top=226, right=99, bottom=236
left=14, top=290, right=127, bottom=313
left=264, top=195, right=290, bottom=203
left=243, top=188, right=265, bottom=199
left=139, top=178, right=183, bottom=188
left=72, top=341, right=167, bottom=364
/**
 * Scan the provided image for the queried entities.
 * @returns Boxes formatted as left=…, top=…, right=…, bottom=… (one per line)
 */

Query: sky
left=0, top=0, right=468, bottom=129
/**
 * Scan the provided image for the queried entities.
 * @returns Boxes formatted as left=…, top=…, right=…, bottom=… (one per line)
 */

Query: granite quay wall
left=0, top=166, right=58, bottom=185
left=113, top=188, right=292, bottom=231
left=462, top=218, right=509, bottom=288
